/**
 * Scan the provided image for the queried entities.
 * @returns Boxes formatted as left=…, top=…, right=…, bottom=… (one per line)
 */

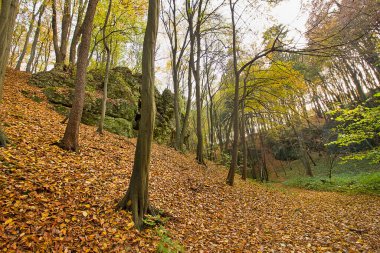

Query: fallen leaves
left=0, top=69, right=379, bottom=252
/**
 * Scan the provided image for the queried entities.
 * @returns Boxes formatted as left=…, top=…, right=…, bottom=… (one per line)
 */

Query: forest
left=0, top=0, right=379, bottom=251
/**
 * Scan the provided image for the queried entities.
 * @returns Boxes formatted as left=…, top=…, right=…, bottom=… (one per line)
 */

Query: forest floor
left=1, top=69, right=380, bottom=252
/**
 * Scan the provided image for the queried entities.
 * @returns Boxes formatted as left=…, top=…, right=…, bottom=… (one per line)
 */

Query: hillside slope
left=1, top=69, right=379, bottom=252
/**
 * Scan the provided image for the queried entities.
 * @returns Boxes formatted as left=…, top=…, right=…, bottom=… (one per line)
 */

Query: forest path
left=1, top=69, right=379, bottom=252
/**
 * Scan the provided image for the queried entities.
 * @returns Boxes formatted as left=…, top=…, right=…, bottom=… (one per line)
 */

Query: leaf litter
left=0, top=69, right=379, bottom=252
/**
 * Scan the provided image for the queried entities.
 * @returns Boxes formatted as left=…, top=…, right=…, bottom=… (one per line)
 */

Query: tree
left=15, top=0, right=38, bottom=71
left=327, top=94, right=380, bottom=164
left=97, top=0, right=112, bottom=134
left=26, top=1, right=46, bottom=73
left=69, top=0, right=88, bottom=66
left=161, top=0, right=189, bottom=150
left=116, top=0, right=159, bottom=230
left=226, top=0, right=284, bottom=186
left=59, top=0, right=99, bottom=151
left=0, top=0, right=20, bottom=147
left=52, top=0, right=72, bottom=67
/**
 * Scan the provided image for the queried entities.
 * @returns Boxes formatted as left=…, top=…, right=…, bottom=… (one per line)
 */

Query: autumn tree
left=59, top=0, right=99, bottom=151
left=116, top=0, right=159, bottom=230
left=226, top=0, right=286, bottom=186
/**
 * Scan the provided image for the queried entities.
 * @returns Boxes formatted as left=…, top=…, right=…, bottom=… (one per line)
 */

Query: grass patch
left=278, top=155, right=380, bottom=195
left=283, top=172, right=380, bottom=195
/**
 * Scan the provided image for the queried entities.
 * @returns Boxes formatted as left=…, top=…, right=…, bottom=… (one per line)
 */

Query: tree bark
left=15, top=1, right=37, bottom=71
left=116, top=0, right=159, bottom=231
left=59, top=0, right=98, bottom=151
left=240, top=67, right=250, bottom=180
left=59, top=0, right=72, bottom=65
left=226, top=0, right=239, bottom=185
left=0, top=0, right=19, bottom=99
left=52, top=0, right=72, bottom=67
left=69, top=0, right=87, bottom=65
left=0, top=0, right=19, bottom=147
left=26, top=2, right=46, bottom=72
left=97, top=0, right=112, bottom=134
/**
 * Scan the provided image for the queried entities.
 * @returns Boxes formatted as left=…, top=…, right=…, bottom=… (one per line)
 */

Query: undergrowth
left=279, top=156, right=380, bottom=195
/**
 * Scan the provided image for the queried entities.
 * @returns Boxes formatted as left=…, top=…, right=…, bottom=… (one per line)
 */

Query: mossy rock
left=43, top=87, right=72, bottom=107
left=104, top=99, right=136, bottom=121
left=104, top=117, right=134, bottom=137
left=29, top=69, right=75, bottom=88
left=31, top=66, right=174, bottom=142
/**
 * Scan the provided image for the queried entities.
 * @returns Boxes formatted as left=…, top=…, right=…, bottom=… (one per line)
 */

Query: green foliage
left=280, top=156, right=380, bottom=195
left=156, top=226, right=185, bottom=253
left=284, top=172, right=380, bottom=195
left=143, top=214, right=169, bottom=228
left=327, top=93, right=380, bottom=163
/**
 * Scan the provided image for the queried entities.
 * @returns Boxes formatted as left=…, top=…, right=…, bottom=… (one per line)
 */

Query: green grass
left=277, top=155, right=380, bottom=195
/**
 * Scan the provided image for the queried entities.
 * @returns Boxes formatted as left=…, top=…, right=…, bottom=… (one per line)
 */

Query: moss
left=0, top=128, right=7, bottom=147
left=30, top=66, right=173, bottom=141
left=29, top=69, right=75, bottom=88
left=43, top=87, right=72, bottom=107
left=104, top=117, right=135, bottom=137
left=21, top=90, right=44, bottom=103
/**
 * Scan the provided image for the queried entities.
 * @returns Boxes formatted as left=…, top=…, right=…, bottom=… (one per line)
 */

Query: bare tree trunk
left=188, top=0, right=204, bottom=164
left=226, top=0, right=239, bottom=185
left=59, top=0, right=98, bottom=151
left=15, top=1, right=37, bottom=70
left=289, top=121, right=313, bottom=177
left=59, top=0, right=72, bottom=65
left=116, top=0, right=159, bottom=231
left=0, top=0, right=20, bottom=147
left=194, top=30, right=204, bottom=163
left=240, top=68, right=250, bottom=180
left=179, top=58, right=192, bottom=150
left=97, top=0, right=112, bottom=134
left=69, top=0, right=87, bottom=66
left=26, top=2, right=46, bottom=72
left=51, top=0, right=62, bottom=65
left=0, top=0, right=19, bottom=99
left=52, top=0, right=72, bottom=67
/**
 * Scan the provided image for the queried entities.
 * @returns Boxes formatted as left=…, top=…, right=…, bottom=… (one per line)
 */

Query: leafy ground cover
left=1, top=69, right=380, bottom=252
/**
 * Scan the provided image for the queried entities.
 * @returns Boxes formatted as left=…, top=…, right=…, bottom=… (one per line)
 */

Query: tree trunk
left=179, top=39, right=193, bottom=151
left=59, top=0, right=72, bottom=65
left=226, top=0, right=239, bottom=185
left=26, top=2, right=46, bottom=72
left=51, top=0, right=62, bottom=65
left=344, top=60, right=366, bottom=102
left=15, top=1, right=37, bottom=70
left=192, top=0, right=204, bottom=164
left=97, top=0, right=112, bottom=134
left=0, top=0, right=19, bottom=147
left=172, top=59, right=181, bottom=149
left=69, top=0, right=87, bottom=66
left=289, top=121, right=313, bottom=177
left=59, top=0, right=98, bottom=151
left=116, top=0, right=159, bottom=231
left=0, top=0, right=19, bottom=99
